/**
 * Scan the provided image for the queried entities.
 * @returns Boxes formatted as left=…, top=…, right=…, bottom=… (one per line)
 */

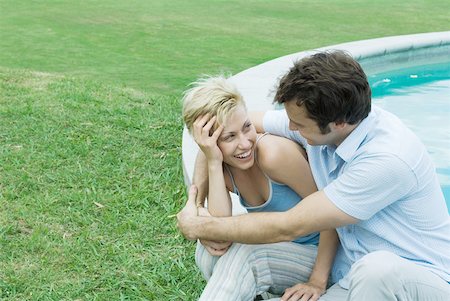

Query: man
left=178, top=51, right=450, bottom=300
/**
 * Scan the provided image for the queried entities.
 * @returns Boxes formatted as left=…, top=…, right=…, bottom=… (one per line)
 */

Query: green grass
left=0, top=0, right=449, bottom=300
left=0, top=69, right=193, bottom=300
left=2, top=0, right=449, bottom=95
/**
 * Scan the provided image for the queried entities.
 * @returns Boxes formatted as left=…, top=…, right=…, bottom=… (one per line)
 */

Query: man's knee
left=349, top=251, right=401, bottom=285
left=347, top=251, right=450, bottom=300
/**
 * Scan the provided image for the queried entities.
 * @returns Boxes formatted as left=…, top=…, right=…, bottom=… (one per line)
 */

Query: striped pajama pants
left=195, top=241, right=318, bottom=301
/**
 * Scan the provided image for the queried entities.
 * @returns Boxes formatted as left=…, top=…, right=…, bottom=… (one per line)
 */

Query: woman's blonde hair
left=182, top=75, right=246, bottom=133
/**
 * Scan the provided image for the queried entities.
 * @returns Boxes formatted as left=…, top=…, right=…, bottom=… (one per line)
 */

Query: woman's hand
left=199, top=239, right=232, bottom=256
left=280, top=281, right=326, bottom=301
left=193, top=114, right=224, bottom=164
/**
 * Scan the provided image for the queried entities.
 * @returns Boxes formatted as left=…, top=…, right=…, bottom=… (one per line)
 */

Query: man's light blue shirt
left=264, top=105, right=450, bottom=288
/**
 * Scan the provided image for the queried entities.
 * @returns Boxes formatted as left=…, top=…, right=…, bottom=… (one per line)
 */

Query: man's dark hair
left=274, top=50, right=371, bottom=133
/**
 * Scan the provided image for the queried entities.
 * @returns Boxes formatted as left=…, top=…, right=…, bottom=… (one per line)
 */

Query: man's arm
left=178, top=189, right=357, bottom=243
left=249, top=111, right=266, bottom=133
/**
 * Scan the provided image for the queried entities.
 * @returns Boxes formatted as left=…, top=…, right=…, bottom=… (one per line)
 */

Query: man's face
left=284, top=101, right=336, bottom=146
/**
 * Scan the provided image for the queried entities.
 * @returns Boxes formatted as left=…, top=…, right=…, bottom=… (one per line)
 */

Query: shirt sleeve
left=323, top=153, right=418, bottom=220
left=263, top=109, right=307, bottom=147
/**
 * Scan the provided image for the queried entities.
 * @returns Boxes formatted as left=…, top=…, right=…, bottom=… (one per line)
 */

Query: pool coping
left=181, top=31, right=450, bottom=212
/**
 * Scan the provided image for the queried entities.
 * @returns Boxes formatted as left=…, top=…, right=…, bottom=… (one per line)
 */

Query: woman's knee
left=195, top=242, right=256, bottom=280
left=195, top=241, right=219, bottom=280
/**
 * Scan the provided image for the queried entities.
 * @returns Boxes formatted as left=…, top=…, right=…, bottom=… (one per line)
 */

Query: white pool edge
left=181, top=31, right=450, bottom=213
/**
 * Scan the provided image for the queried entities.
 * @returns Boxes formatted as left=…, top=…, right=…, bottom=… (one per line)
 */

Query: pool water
left=369, top=62, right=450, bottom=212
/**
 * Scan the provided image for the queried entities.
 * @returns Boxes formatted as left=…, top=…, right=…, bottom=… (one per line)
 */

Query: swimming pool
left=369, top=62, right=450, bottom=211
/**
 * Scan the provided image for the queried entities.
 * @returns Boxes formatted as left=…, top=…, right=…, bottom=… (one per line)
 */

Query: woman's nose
left=238, top=134, right=251, bottom=149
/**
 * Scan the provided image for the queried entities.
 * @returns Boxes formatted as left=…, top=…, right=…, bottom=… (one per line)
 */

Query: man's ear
left=330, top=121, right=347, bottom=131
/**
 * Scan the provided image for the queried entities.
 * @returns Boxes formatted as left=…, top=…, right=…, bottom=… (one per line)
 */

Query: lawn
left=1, top=0, right=449, bottom=300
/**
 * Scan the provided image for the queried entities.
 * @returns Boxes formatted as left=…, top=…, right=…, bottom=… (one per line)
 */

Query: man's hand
left=281, top=281, right=326, bottom=301
left=177, top=185, right=200, bottom=241
left=198, top=206, right=231, bottom=256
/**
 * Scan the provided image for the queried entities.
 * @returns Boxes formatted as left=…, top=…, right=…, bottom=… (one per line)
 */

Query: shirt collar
left=335, top=108, right=376, bottom=162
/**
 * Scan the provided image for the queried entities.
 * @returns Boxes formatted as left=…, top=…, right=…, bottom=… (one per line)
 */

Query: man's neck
left=334, top=121, right=361, bottom=147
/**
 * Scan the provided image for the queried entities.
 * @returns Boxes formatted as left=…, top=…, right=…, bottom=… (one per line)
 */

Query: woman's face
left=217, top=105, right=257, bottom=170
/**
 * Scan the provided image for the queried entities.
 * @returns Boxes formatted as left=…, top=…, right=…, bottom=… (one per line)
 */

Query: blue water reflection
left=369, top=62, right=450, bottom=212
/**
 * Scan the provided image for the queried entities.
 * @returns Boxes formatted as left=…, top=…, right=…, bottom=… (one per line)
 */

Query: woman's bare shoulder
left=256, top=134, right=307, bottom=172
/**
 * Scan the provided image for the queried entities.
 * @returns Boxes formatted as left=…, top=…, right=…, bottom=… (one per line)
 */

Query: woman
left=182, top=76, right=338, bottom=301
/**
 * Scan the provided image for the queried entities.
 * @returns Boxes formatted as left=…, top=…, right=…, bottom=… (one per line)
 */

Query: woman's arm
left=281, top=230, right=338, bottom=300
left=302, top=229, right=339, bottom=290
left=192, top=114, right=231, bottom=217
left=206, top=161, right=232, bottom=217
left=191, top=115, right=232, bottom=256
left=192, top=151, right=208, bottom=207
left=257, top=135, right=339, bottom=299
